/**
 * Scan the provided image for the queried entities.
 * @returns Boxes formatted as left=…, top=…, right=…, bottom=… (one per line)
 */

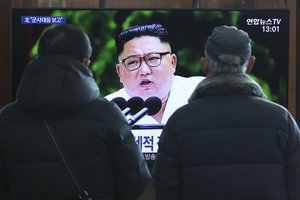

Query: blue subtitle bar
left=21, top=16, right=66, bottom=24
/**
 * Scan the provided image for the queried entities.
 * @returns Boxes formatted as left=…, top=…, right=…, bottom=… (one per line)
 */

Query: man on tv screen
left=105, top=24, right=205, bottom=124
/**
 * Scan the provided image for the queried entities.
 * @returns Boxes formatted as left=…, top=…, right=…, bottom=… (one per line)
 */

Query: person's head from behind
left=201, top=25, right=255, bottom=76
left=115, top=24, right=177, bottom=101
left=38, top=24, right=92, bottom=67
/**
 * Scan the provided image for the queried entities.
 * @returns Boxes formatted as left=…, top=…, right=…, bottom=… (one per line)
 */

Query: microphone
left=128, top=96, right=162, bottom=125
left=111, top=97, right=127, bottom=110
left=122, top=96, right=144, bottom=116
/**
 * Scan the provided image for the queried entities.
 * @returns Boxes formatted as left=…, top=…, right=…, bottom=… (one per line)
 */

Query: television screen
left=11, top=8, right=290, bottom=161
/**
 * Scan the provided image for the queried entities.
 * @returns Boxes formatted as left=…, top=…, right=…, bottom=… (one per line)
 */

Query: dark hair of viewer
left=38, top=24, right=92, bottom=61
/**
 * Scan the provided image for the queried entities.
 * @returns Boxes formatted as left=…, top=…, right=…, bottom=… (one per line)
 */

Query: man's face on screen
left=116, top=36, right=177, bottom=100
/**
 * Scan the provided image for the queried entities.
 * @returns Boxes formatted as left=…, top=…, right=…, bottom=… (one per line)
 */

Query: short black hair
left=115, top=24, right=171, bottom=55
left=38, top=24, right=92, bottom=61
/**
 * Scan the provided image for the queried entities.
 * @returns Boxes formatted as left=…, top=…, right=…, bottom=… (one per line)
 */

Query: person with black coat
left=0, top=24, right=150, bottom=200
left=152, top=25, right=300, bottom=200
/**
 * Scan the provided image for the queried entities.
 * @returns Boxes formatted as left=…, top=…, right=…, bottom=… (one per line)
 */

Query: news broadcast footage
left=11, top=8, right=290, bottom=161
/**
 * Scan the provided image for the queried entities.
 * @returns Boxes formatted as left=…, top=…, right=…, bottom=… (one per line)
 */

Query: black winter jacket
left=153, top=73, right=300, bottom=200
left=0, top=56, right=150, bottom=200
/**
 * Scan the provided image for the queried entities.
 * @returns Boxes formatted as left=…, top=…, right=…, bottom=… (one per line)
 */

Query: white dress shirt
left=105, top=75, right=205, bottom=125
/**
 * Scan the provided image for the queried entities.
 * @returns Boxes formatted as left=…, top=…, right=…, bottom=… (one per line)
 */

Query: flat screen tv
left=11, top=8, right=290, bottom=161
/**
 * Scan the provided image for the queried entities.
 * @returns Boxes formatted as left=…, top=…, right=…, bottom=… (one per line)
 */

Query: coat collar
left=16, top=55, right=99, bottom=117
left=188, top=73, right=266, bottom=102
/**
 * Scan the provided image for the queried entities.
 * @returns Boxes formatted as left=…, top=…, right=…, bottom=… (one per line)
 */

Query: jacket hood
left=189, top=73, right=266, bottom=102
left=16, top=55, right=99, bottom=117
